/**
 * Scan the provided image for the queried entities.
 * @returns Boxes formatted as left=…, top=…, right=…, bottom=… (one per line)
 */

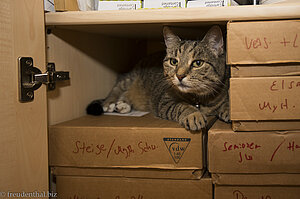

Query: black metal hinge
left=18, top=57, right=70, bottom=102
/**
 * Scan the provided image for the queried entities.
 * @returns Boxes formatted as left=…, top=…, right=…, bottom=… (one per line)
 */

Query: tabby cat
left=87, top=26, right=230, bottom=131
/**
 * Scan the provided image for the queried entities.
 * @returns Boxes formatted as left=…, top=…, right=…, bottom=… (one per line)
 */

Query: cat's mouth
left=177, top=83, right=190, bottom=88
left=176, top=81, right=214, bottom=95
left=176, top=82, right=192, bottom=92
left=172, top=78, right=201, bottom=93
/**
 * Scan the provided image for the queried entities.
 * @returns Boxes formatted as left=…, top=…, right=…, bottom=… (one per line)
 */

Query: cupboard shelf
left=45, top=4, right=300, bottom=26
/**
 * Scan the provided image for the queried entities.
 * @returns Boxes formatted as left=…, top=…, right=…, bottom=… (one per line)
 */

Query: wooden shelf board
left=46, top=4, right=300, bottom=26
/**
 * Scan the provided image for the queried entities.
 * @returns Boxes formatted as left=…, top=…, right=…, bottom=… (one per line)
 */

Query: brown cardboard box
left=54, top=0, right=79, bottom=11
left=213, top=173, right=300, bottom=199
left=212, top=173, right=300, bottom=186
left=227, top=20, right=300, bottom=65
left=232, top=120, right=300, bottom=132
left=231, top=64, right=300, bottom=78
left=215, top=185, right=300, bottom=199
left=49, top=114, right=211, bottom=179
left=230, top=76, right=300, bottom=130
left=51, top=166, right=204, bottom=180
left=210, top=121, right=300, bottom=198
left=55, top=175, right=213, bottom=199
left=208, top=120, right=300, bottom=174
left=230, top=65, right=300, bottom=131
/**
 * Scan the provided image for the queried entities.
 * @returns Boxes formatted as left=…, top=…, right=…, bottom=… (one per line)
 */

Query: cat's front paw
left=103, top=101, right=132, bottom=114
left=103, top=103, right=116, bottom=113
left=179, top=112, right=207, bottom=131
left=115, top=101, right=131, bottom=113
left=218, top=108, right=230, bottom=123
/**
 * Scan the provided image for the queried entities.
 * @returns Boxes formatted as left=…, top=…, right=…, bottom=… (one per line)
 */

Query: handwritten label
left=258, top=98, right=289, bottom=113
left=233, top=190, right=272, bottom=199
left=115, top=195, right=143, bottom=199
left=222, top=141, right=261, bottom=163
left=287, top=141, right=300, bottom=151
left=244, top=34, right=298, bottom=50
left=270, top=139, right=300, bottom=161
left=269, top=80, right=300, bottom=91
left=72, top=139, right=158, bottom=159
left=221, top=138, right=300, bottom=164
left=245, top=37, right=270, bottom=50
left=257, top=79, right=298, bottom=114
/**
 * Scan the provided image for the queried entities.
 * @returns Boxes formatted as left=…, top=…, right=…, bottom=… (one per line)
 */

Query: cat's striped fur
left=101, top=26, right=229, bottom=131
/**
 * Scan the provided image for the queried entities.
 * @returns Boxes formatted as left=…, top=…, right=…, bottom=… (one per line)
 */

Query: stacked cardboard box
left=208, top=121, right=300, bottom=198
left=49, top=114, right=213, bottom=198
left=227, top=20, right=300, bottom=131
left=208, top=20, right=300, bottom=198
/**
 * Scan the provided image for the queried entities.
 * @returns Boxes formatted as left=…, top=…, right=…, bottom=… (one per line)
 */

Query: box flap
left=231, top=65, right=300, bottom=78
left=51, top=166, right=204, bottom=180
left=212, top=173, right=300, bottom=185
left=232, top=120, right=300, bottom=132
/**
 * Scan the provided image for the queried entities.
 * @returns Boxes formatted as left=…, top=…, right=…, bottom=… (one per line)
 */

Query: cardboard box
left=55, top=175, right=212, bottom=199
left=98, top=1, right=142, bottom=10
left=231, top=64, right=300, bottom=78
left=143, top=0, right=186, bottom=8
left=230, top=64, right=300, bottom=131
left=49, top=114, right=211, bottom=178
left=54, top=0, right=79, bottom=11
left=230, top=76, right=300, bottom=121
left=208, top=120, right=300, bottom=174
left=215, top=185, right=300, bottom=199
left=232, top=120, right=300, bottom=132
left=51, top=166, right=204, bottom=179
left=187, top=0, right=229, bottom=7
left=211, top=155, right=300, bottom=199
left=212, top=173, right=300, bottom=186
left=227, top=20, right=300, bottom=65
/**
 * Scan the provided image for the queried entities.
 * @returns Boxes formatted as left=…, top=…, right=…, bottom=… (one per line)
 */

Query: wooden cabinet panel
left=0, top=0, right=48, bottom=192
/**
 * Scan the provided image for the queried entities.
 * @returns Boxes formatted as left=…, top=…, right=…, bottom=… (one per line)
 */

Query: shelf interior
left=45, top=3, right=300, bottom=38
left=45, top=2, right=300, bottom=124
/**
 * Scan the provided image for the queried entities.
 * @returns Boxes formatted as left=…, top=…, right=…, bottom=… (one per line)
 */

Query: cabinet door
left=0, top=0, right=48, bottom=193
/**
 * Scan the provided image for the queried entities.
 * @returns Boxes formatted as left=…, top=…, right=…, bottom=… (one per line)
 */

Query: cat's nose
left=176, top=74, right=186, bottom=82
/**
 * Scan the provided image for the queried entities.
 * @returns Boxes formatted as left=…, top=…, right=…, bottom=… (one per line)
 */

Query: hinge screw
left=26, top=91, right=34, bottom=99
left=25, top=59, right=33, bottom=66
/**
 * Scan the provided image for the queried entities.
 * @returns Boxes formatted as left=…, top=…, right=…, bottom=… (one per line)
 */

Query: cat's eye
left=169, top=58, right=178, bottom=66
left=191, top=60, right=204, bottom=68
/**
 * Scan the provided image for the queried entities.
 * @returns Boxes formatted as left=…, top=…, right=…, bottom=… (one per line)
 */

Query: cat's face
left=163, top=26, right=226, bottom=96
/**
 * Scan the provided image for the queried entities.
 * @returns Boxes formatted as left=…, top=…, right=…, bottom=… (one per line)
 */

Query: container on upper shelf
left=98, top=0, right=142, bottom=10
left=143, top=0, right=187, bottom=8
left=187, top=0, right=230, bottom=7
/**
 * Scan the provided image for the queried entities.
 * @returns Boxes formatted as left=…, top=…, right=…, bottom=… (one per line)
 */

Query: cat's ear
left=202, top=26, right=224, bottom=57
left=163, top=26, right=181, bottom=48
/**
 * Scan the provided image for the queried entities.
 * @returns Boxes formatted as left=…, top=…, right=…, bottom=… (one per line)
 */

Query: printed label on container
left=163, top=138, right=191, bottom=163
left=98, top=1, right=142, bottom=10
